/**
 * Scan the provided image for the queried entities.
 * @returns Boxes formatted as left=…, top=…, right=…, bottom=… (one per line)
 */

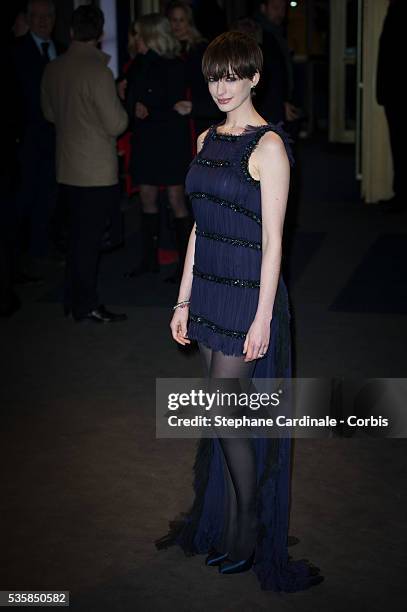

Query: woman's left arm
left=243, top=132, right=290, bottom=362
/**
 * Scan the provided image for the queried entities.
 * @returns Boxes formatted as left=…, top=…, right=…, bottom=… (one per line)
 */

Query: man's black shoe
left=74, top=305, right=128, bottom=323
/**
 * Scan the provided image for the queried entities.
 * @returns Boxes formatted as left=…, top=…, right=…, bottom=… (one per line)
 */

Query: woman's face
left=207, top=70, right=258, bottom=112
left=133, top=25, right=148, bottom=54
left=169, top=7, right=189, bottom=41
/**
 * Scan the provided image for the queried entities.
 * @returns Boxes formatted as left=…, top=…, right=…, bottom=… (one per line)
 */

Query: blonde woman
left=167, top=0, right=222, bottom=139
left=166, top=0, right=205, bottom=51
left=125, top=14, right=192, bottom=278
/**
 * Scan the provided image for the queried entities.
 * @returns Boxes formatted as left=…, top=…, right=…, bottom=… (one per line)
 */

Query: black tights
left=199, top=343, right=258, bottom=560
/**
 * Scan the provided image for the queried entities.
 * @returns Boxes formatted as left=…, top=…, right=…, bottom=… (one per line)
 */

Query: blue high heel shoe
left=205, top=549, right=229, bottom=567
left=219, top=549, right=255, bottom=574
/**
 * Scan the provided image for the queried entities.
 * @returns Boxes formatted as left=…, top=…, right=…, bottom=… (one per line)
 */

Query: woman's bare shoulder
left=256, top=129, right=286, bottom=155
left=251, top=129, right=288, bottom=169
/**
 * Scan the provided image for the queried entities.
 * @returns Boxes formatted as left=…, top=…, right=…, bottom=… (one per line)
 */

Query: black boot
left=165, top=215, right=192, bottom=283
left=125, top=212, right=159, bottom=278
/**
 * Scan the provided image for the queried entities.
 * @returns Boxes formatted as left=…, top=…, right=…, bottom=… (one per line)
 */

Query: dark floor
left=1, top=139, right=406, bottom=611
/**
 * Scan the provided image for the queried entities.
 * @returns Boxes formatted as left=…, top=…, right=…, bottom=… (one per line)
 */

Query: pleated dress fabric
left=155, top=122, right=322, bottom=591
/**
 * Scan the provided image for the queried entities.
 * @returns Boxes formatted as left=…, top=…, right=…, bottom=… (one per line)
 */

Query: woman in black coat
left=125, top=13, right=192, bottom=277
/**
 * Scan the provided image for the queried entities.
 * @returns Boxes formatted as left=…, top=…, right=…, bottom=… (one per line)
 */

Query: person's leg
left=209, top=352, right=258, bottom=561
left=126, top=185, right=160, bottom=277
left=30, top=155, right=57, bottom=258
left=139, top=184, right=159, bottom=214
left=68, top=185, right=114, bottom=318
left=50, top=186, right=69, bottom=256
left=166, top=185, right=192, bottom=282
left=0, top=180, right=20, bottom=316
left=65, top=185, right=91, bottom=317
left=14, top=135, right=42, bottom=279
left=167, top=185, right=188, bottom=218
left=61, top=184, right=73, bottom=313
left=198, top=342, right=212, bottom=375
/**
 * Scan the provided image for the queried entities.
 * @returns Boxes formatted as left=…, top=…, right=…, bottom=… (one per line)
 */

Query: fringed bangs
left=202, top=31, right=263, bottom=81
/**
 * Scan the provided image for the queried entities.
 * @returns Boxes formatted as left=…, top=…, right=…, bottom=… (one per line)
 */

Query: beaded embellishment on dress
left=189, top=192, right=261, bottom=225
left=196, top=157, right=231, bottom=168
left=193, top=265, right=260, bottom=288
left=195, top=229, right=261, bottom=250
left=189, top=312, right=247, bottom=339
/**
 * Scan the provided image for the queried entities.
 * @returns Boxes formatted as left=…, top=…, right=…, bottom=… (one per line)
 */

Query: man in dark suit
left=13, top=0, right=64, bottom=274
left=376, top=0, right=406, bottom=213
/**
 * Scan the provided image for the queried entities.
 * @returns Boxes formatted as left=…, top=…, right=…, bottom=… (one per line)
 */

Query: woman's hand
left=174, top=100, right=192, bottom=115
left=135, top=101, right=149, bottom=119
left=170, top=306, right=191, bottom=346
left=243, top=316, right=271, bottom=362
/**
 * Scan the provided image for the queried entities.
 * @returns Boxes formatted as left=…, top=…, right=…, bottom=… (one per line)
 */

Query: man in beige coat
left=41, top=5, right=129, bottom=322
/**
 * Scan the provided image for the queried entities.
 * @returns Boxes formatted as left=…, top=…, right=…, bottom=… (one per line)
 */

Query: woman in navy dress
left=156, top=31, right=323, bottom=592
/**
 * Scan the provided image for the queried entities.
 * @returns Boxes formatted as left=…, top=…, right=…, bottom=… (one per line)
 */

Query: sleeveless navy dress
left=156, top=122, right=323, bottom=592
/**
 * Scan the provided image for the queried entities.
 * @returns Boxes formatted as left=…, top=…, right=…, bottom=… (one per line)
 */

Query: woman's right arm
left=170, top=130, right=208, bottom=345
left=170, top=222, right=196, bottom=345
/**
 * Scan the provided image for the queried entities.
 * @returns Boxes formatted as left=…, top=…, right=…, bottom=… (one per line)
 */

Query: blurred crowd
left=0, top=0, right=304, bottom=321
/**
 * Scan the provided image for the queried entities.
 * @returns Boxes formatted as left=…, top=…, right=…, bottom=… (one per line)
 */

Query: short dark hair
left=71, top=5, right=104, bottom=42
left=202, top=31, right=263, bottom=81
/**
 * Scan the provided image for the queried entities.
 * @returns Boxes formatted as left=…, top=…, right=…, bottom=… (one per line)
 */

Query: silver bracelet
left=173, top=300, right=190, bottom=311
